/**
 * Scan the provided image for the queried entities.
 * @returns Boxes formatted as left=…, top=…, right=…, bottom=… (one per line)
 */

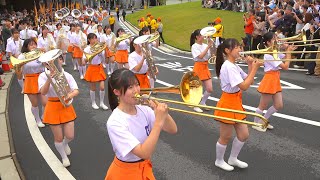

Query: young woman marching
left=19, top=39, right=47, bottom=127
left=190, top=29, right=213, bottom=113
left=105, top=68, right=177, bottom=180
left=115, top=28, right=130, bottom=69
left=54, top=23, right=67, bottom=66
left=39, top=54, right=79, bottom=167
left=72, top=24, right=87, bottom=79
left=252, top=32, right=296, bottom=132
left=37, top=25, right=56, bottom=52
left=214, top=38, right=262, bottom=171
left=67, top=24, right=77, bottom=70
left=101, top=25, right=116, bottom=75
left=83, top=33, right=108, bottom=110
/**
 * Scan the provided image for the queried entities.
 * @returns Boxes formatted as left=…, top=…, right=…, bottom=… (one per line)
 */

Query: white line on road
left=24, top=95, right=76, bottom=180
left=156, top=79, right=320, bottom=127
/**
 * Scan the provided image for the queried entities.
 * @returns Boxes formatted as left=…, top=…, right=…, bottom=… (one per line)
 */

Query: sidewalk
left=166, top=0, right=200, bottom=5
left=0, top=71, right=22, bottom=180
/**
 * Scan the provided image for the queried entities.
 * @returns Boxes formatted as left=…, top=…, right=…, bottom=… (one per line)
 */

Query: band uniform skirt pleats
left=67, top=45, right=74, bottom=53
left=193, top=61, right=211, bottom=81
left=84, top=64, right=107, bottom=82
left=73, top=47, right=83, bottom=58
left=214, top=91, right=246, bottom=124
left=105, top=157, right=155, bottom=180
left=43, top=97, right=76, bottom=125
left=24, top=73, right=40, bottom=94
left=257, top=70, right=282, bottom=94
left=135, top=73, right=150, bottom=88
left=105, top=47, right=115, bottom=58
left=115, top=50, right=128, bottom=63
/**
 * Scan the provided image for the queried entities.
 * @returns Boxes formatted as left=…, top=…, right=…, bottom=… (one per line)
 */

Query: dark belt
left=116, top=157, right=144, bottom=163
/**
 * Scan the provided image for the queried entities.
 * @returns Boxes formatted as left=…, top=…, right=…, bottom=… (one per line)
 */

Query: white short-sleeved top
left=37, top=35, right=57, bottom=51
left=6, top=39, right=23, bottom=56
left=100, top=33, right=116, bottom=47
left=219, top=60, right=248, bottom=93
left=6, top=37, right=13, bottom=45
left=20, top=29, right=36, bottom=39
left=117, top=39, right=130, bottom=50
left=62, top=25, right=70, bottom=32
left=95, top=32, right=104, bottom=42
left=107, top=105, right=155, bottom=162
left=129, top=51, right=148, bottom=74
left=38, top=71, right=78, bottom=97
left=18, top=54, right=44, bottom=74
left=86, top=25, right=93, bottom=34
left=83, top=45, right=105, bottom=65
left=191, top=43, right=210, bottom=62
left=71, top=32, right=87, bottom=47
left=67, top=31, right=74, bottom=42
left=263, top=54, right=285, bottom=72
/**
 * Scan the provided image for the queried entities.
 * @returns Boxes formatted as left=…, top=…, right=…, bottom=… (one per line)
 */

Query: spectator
left=252, top=13, right=266, bottom=50
left=157, top=18, right=165, bottom=45
left=122, top=9, right=126, bottom=22
left=243, top=9, right=255, bottom=51
left=116, top=7, right=120, bottom=21
left=109, top=14, right=115, bottom=32
left=1, top=19, right=12, bottom=50
left=212, top=17, right=224, bottom=46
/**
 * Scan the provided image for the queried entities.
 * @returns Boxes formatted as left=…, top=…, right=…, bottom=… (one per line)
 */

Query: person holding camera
left=252, top=14, right=267, bottom=51
left=243, top=9, right=255, bottom=51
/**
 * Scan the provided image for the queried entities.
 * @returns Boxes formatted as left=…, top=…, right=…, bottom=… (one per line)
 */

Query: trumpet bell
left=11, top=48, right=43, bottom=70
left=71, top=9, right=82, bottom=19
left=200, top=26, right=217, bottom=36
left=134, top=35, right=152, bottom=44
left=116, top=33, right=133, bottom=43
left=84, top=42, right=107, bottom=64
left=55, top=10, right=64, bottom=19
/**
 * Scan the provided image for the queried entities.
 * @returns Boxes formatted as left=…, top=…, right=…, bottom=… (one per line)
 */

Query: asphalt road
left=8, top=18, right=320, bottom=180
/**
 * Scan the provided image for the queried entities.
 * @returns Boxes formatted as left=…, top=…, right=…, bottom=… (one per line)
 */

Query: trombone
left=137, top=72, right=269, bottom=129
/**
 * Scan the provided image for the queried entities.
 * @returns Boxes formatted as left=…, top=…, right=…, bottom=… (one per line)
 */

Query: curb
left=123, top=18, right=192, bottom=55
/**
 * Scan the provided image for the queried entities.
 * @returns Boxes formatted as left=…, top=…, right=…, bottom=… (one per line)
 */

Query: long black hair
left=139, top=26, right=149, bottom=36
left=116, top=28, right=125, bottom=37
left=87, top=33, right=97, bottom=45
left=190, top=29, right=201, bottom=47
left=258, top=31, right=274, bottom=49
left=215, top=38, right=240, bottom=77
left=129, top=36, right=138, bottom=53
left=108, top=68, right=139, bottom=111
left=21, top=38, right=37, bottom=53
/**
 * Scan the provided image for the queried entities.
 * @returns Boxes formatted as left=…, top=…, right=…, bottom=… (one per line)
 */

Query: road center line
left=24, top=95, right=76, bottom=180
left=156, top=79, right=320, bottom=127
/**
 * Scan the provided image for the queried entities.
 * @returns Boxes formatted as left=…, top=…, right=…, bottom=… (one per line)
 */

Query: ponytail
left=130, top=36, right=138, bottom=53
left=190, top=29, right=201, bottom=47
left=108, top=78, right=119, bottom=111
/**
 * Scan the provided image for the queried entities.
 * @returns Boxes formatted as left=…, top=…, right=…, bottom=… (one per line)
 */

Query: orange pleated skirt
left=84, top=64, right=107, bottom=82
left=73, top=47, right=83, bottom=58
left=105, top=47, right=115, bottom=58
left=214, top=91, right=246, bottom=124
left=257, top=71, right=282, bottom=94
left=136, top=73, right=150, bottom=89
left=193, top=61, right=211, bottom=81
left=67, top=45, right=74, bottom=53
left=105, top=157, right=155, bottom=180
left=24, top=73, right=40, bottom=94
left=115, top=50, right=128, bottom=63
left=43, top=97, right=76, bottom=125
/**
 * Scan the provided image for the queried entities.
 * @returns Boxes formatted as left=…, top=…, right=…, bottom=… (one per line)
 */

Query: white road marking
left=155, top=79, right=320, bottom=127
left=24, top=95, right=76, bottom=180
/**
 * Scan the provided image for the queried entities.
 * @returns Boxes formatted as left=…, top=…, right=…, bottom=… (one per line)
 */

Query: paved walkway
left=166, top=0, right=200, bottom=5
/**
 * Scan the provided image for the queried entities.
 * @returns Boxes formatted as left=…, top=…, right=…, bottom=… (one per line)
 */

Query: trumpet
left=137, top=72, right=268, bottom=129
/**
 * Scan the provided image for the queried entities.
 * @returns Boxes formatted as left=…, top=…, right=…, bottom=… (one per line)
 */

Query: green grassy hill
left=127, top=2, right=245, bottom=51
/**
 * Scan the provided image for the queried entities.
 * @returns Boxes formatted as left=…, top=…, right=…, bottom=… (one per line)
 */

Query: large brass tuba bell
left=71, top=9, right=82, bottom=19
left=11, top=49, right=44, bottom=72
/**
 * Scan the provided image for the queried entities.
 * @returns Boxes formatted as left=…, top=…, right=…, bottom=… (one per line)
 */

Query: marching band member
left=6, top=29, right=24, bottom=91
left=128, top=36, right=150, bottom=88
left=72, top=24, right=87, bottom=79
left=190, top=29, right=213, bottom=113
left=101, top=25, right=116, bottom=75
left=19, top=39, right=47, bottom=127
left=39, top=54, right=79, bottom=168
left=83, top=33, right=108, bottom=110
left=105, top=68, right=177, bottom=179
left=83, top=19, right=92, bottom=35
left=115, top=28, right=130, bottom=69
left=54, top=23, right=67, bottom=66
left=37, top=26, right=56, bottom=52
left=214, top=38, right=262, bottom=171
left=252, top=32, right=296, bottom=132
left=67, top=24, right=77, bottom=70
left=96, top=24, right=106, bottom=68
left=19, top=21, right=30, bottom=40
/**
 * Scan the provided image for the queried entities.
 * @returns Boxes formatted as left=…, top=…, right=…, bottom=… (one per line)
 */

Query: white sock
left=110, top=62, right=115, bottom=73
left=264, top=106, right=277, bottom=119
left=31, top=106, right=41, bottom=123
left=149, top=78, right=155, bottom=88
left=229, top=137, right=245, bottom=160
left=18, top=79, right=24, bottom=89
left=41, top=105, right=45, bottom=119
left=216, top=142, right=227, bottom=163
left=82, top=66, right=87, bottom=75
left=75, top=60, right=79, bottom=68
left=106, top=64, right=110, bottom=74
left=90, top=90, right=96, bottom=105
left=54, top=142, right=68, bottom=160
left=79, top=66, right=83, bottom=77
left=63, top=137, right=72, bottom=155
left=254, top=108, right=263, bottom=123
left=72, top=59, right=76, bottom=67
left=200, top=91, right=211, bottom=105
left=99, top=90, right=105, bottom=105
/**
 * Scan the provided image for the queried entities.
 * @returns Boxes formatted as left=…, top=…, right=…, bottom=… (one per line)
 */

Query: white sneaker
left=37, top=122, right=45, bottom=128
left=100, top=103, right=109, bottom=110
left=252, top=125, right=267, bottom=132
left=80, top=75, right=84, bottom=79
left=267, top=124, right=274, bottom=129
left=193, top=107, right=203, bottom=113
left=62, top=158, right=70, bottom=167
left=215, top=160, right=234, bottom=171
left=228, top=158, right=248, bottom=168
left=102, top=64, right=106, bottom=68
left=92, top=103, right=99, bottom=109
left=21, top=90, right=24, bottom=94
left=200, top=103, right=210, bottom=111
left=73, top=66, right=77, bottom=71
left=64, top=144, right=71, bottom=155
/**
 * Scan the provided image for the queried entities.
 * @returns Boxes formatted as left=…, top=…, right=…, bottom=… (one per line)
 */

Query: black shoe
left=306, top=72, right=314, bottom=75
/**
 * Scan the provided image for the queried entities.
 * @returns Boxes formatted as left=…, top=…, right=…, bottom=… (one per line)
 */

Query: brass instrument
left=110, top=33, right=133, bottom=53
left=11, top=48, right=44, bottom=72
left=47, top=33, right=56, bottom=51
left=38, top=49, right=73, bottom=107
left=138, top=72, right=268, bottom=129
left=84, top=42, right=107, bottom=64
left=71, top=9, right=82, bottom=19
left=56, top=28, right=69, bottom=53
left=278, top=30, right=307, bottom=44
left=200, top=26, right=217, bottom=64
left=85, top=8, right=95, bottom=17
left=134, top=35, right=158, bottom=80
left=55, top=10, right=64, bottom=20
